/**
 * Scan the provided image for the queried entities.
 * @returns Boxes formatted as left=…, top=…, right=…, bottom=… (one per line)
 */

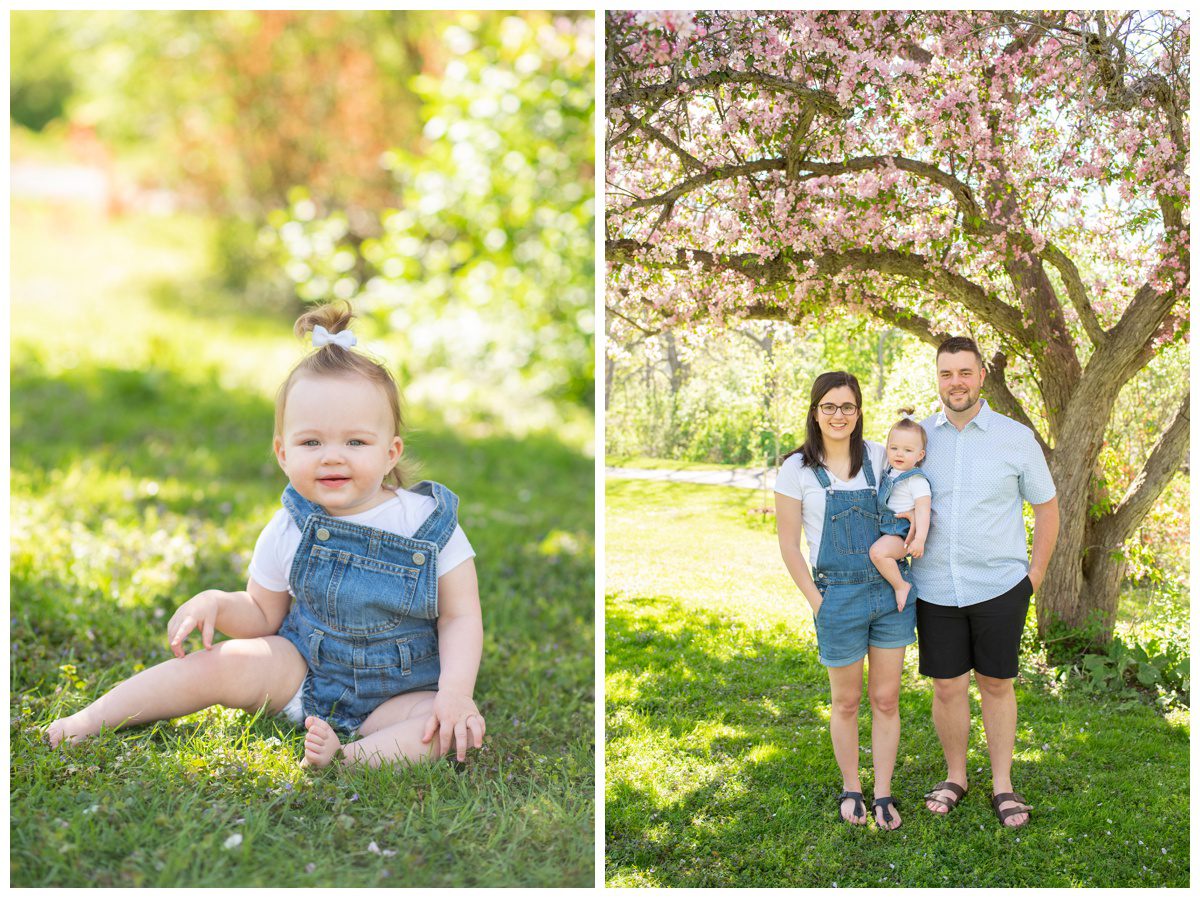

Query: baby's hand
left=166, top=590, right=222, bottom=657
left=907, top=538, right=926, bottom=560
left=421, top=691, right=486, bottom=762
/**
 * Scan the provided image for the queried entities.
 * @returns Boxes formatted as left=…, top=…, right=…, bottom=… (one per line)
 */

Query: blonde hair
left=888, top=406, right=927, bottom=452
left=275, top=302, right=414, bottom=488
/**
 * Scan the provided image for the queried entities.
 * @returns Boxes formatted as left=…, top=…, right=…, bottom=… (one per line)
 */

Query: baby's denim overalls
left=276, top=481, right=457, bottom=732
left=810, top=460, right=916, bottom=667
left=877, top=466, right=927, bottom=538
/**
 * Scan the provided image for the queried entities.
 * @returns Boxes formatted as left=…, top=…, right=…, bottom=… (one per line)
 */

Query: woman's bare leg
left=866, top=644, right=906, bottom=829
left=827, top=660, right=867, bottom=823
left=46, top=636, right=307, bottom=747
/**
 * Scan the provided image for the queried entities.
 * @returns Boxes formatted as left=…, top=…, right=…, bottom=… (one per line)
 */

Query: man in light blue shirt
left=908, top=337, right=1059, bottom=829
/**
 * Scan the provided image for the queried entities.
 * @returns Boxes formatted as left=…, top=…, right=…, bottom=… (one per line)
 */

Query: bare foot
left=895, top=581, right=911, bottom=612
left=46, top=710, right=99, bottom=748
left=873, top=798, right=902, bottom=831
left=839, top=791, right=868, bottom=825
left=301, top=716, right=343, bottom=769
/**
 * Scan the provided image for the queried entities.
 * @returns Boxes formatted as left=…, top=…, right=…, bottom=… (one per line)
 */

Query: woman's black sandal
left=924, top=780, right=967, bottom=814
left=872, top=796, right=901, bottom=830
left=836, top=790, right=866, bottom=824
left=991, top=792, right=1032, bottom=828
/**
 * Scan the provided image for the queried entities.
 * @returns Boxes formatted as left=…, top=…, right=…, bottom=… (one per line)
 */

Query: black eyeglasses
left=816, top=402, right=859, bottom=416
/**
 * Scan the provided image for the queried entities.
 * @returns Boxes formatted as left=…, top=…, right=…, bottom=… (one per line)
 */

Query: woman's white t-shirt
left=249, top=487, right=475, bottom=594
left=774, top=441, right=887, bottom=564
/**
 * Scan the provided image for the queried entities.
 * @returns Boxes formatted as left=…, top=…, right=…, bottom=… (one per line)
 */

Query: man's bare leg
left=975, top=672, right=1028, bottom=826
left=926, top=672, right=971, bottom=813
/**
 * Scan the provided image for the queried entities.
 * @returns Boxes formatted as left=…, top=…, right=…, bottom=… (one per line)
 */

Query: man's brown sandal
left=924, top=781, right=967, bottom=814
left=991, top=792, right=1032, bottom=828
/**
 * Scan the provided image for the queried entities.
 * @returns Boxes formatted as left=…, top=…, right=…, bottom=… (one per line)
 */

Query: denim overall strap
left=811, top=453, right=884, bottom=587
left=407, top=481, right=460, bottom=550
left=877, top=466, right=926, bottom=511
left=281, top=483, right=322, bottom=530
left=811, top=453, right=877, bottom=490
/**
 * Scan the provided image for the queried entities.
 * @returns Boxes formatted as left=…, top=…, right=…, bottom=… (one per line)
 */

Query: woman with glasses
left=774, top=371, right=916, bottom=831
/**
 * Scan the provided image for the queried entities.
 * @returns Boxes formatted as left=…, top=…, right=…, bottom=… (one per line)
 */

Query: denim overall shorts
left=276, top=481, right=458, bottom=732
left=876, top=466, right=927, bottom=538
left=810, top=460, right=916, bottom=667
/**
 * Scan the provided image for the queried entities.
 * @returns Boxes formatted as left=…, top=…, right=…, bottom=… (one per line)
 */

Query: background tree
left=605, top=10, right=1189, bottom=646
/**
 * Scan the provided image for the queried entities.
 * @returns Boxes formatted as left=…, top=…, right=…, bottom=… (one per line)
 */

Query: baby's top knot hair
left=888, top=406, right=927, bottom=449
left=295, top=302, right=356, bottom=348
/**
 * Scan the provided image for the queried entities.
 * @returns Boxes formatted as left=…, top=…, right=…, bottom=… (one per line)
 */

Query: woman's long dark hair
left=781, top=371, right=865, bottom=477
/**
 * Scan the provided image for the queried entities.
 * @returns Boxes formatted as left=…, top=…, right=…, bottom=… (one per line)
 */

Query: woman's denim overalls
left=276, top=481, right=458, bottom=731
left=876, top=466, right=927, bottom=538
left=810, top=459, right=916, bottom=667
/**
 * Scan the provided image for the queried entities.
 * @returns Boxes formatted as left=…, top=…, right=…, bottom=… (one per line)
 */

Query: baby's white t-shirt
left=883, top=468, right=932, bottom=514
left=249, top=487, right=475, bottom=594
left=774, top=441, right=887, bottom=563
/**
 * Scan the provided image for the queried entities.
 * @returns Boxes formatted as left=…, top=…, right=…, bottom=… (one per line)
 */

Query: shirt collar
left=935, top=398, right=992, bottom=431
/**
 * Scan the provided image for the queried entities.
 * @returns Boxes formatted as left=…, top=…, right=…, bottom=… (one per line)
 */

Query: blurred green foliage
left=10, top=13, right=78, bottom=130
left=10, top=10, right=594, bottom=411
left=264, top=13, right=595, bottom=407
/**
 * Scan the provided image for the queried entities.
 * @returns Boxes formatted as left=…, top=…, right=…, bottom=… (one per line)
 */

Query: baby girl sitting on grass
left=48, top=303, right=486, bottom=768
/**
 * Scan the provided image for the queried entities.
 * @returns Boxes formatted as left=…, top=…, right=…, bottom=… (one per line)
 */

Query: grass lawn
left=604, top=476, right=1189, bottom=888
left=10, top=201, right=595, bottom=887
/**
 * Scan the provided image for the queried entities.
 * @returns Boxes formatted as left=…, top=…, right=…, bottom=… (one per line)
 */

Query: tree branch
left=605, top=302, right=667, bottom=338
left=1041, top=242, right=1106, bottom=346
left=607, top=239, right=1032, bottom=343
left=985, top=351, right=1049, bottom=453
left=622, top=154, right=989, bottom=227
left=608, top=69, right=848, bottom=118
left=1093, top=390, right=1190, bottom=547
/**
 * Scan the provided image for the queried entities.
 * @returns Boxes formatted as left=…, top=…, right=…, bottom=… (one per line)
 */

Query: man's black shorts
left=916, top=576, right=1033, bottom=679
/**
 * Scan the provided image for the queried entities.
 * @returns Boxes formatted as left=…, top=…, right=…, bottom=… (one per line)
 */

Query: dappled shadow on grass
left=606, top=595, right=856, bottom=886
left=604, top=594, right=1190, bottom=887
left=11, top=357, right=278, bottom=501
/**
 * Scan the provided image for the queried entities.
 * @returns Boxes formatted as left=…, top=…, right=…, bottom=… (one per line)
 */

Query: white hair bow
left=312, top=325, right=357, bottom=349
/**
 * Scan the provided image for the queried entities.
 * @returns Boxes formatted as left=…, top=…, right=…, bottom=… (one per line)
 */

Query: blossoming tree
left=606, top=10, right=1189, bottom=644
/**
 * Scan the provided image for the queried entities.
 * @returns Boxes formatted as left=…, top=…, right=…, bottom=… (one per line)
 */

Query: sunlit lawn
left=604, top=475, right=1189, bottom=888
left=10, top=200, right=595, bottom=887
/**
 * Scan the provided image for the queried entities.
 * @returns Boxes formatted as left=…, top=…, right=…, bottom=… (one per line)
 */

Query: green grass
left=10, top=201, right=594, bottom=887
left=604, top=476, right=1188, bottom=888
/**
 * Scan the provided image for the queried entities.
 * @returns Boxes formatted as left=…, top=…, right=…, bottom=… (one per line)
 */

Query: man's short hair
left=936, top=336, right=984, bottom=368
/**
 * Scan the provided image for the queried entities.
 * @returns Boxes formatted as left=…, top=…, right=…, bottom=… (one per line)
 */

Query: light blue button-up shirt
left=910, top=400, right=1056, bottom=608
